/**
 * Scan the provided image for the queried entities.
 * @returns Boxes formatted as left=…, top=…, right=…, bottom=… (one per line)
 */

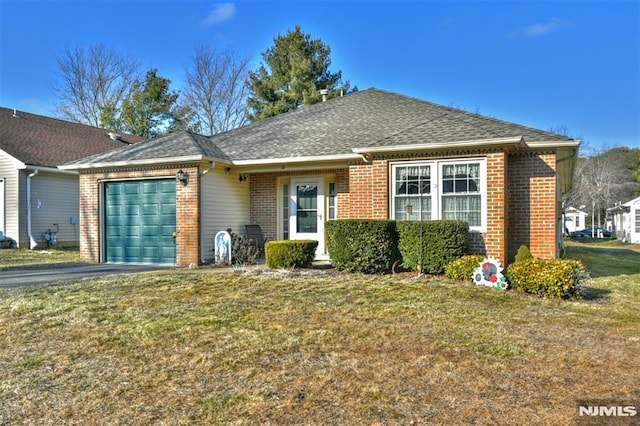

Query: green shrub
left=265, top=240, right=318, bottom=269
left=326, top=220, right=400, bottom=274
left=514, top=245, right=533, bottom=263
left=506, top=258, right=589, bottom=299
left=397, top=220, right=469, bottom=274
left=445, top=255, right=486, bottom=281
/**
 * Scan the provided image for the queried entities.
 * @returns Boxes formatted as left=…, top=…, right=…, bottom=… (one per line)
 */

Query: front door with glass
left=290, top=177, right=324, bottom=255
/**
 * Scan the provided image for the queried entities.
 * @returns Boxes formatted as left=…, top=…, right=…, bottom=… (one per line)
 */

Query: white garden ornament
left=472, top=256, right=508, bottom=290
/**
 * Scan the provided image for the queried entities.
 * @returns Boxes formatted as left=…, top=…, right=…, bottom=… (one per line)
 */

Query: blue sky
left=1, top=0, right=638, bottom=150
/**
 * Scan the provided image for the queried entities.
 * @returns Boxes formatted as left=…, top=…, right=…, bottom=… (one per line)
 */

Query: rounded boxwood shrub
left=326, top=220, right=400, bottom=274
left=514, top=245, right=534, bottom=263
left=444, top=255, right=486, bottom=281
left=507, top=258, right=589, bottom=299
left=265, top=240, right=318, bottom=269
left=397, top=220, right=469, bottom=274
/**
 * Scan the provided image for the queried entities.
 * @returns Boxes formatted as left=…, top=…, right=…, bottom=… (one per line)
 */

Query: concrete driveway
left=0, top=263, right=172, bottom=290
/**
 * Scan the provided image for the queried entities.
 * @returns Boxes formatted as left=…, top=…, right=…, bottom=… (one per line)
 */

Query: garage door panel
left=125, top=226, right=140, bottom=237
left=142, top=204, right=159, bottom=215
left=142, top=225, right=159, bottom=236
left=124, top=183, right=140, bottom=195
left=161, top=203, right=176, bottom=215
left=124, top=204, right=140, bottom=216
left=106, top=226, right=122, bottom=237
left=105, top=179, right=176, bottom=264
left=142, top=246, right=159, bottom=258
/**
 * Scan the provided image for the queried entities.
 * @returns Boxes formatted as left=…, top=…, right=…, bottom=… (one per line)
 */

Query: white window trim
left=390, top=158, right=487, bottom=232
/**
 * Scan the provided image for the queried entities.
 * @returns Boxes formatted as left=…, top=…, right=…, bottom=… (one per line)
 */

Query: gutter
left=351, top=136, right=526, bottom=155
left=26, top=169, right=38, bottom=249
left=232, top=153, right=362, bottom=166
left=58, top=155, right=229, bottom=171
left=20, top=164, right=78, bottom=175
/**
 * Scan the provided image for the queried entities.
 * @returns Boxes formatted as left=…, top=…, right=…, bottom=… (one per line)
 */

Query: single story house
left=0, top=106, right=143, bottom=248
left=607, top=196, right=640, bottom=244
left=60, top=88, right=580, bottom=266
left=563, top=206, right=588, bottom=235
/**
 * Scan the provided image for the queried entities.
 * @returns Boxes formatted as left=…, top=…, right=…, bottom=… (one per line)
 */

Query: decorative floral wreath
left=472, top=256, right=508, bottom=290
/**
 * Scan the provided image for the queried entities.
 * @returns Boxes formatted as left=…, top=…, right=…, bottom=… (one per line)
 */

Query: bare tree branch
left=51, top=44, right=141, bottom=127
left=181, top=45, right=250, bottom=135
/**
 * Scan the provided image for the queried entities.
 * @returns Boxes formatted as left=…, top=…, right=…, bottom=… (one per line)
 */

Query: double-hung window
left=393, top=164, right=432, bottom=221
left=391, top=159, right=486, bottom=231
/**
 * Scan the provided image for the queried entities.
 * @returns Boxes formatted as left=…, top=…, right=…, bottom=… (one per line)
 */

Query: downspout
left=27, top=169, right=38, bottom=249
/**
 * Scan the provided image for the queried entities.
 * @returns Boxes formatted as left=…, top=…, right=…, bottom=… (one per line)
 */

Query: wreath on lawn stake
left=472, top=256, right=508, bottom=290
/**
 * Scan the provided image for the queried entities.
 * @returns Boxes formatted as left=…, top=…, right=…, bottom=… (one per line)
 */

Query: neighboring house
left=563, top=206, right=588, bottom=234
left=60, top=88, right=580, bottom=266
left=0, top=107, right=143, bottom=248
left=607, top=196, right=640, bottom=244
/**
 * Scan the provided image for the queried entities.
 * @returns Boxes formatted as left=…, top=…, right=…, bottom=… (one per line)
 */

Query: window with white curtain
left=391, top=159, right=486, bottom=231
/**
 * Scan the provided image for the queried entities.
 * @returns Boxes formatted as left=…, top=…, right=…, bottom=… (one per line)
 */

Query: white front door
left=290, top=177, right=325, bottom=256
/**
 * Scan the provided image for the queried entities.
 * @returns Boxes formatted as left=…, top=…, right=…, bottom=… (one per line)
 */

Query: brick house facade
left=248, top=149, right=560, bottom=265
left=62, top=88, right=579, bottom=267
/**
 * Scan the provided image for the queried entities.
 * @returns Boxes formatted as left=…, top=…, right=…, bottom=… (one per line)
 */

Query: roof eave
left=232, top=153, right=363, bottom=166
left=351, top=136, right=527, bottom=155
left=59, top=155, right=231, bottom=170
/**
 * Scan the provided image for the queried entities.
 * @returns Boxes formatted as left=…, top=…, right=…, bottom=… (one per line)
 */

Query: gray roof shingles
left=60, top=88, right=575, bottom=167
left=0, top=107, right=144, bottom=168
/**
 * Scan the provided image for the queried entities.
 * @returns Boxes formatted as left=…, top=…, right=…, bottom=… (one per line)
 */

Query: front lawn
left=0, top=245, right=638, bottom=424
left=0, top=247, right=80, bottom=270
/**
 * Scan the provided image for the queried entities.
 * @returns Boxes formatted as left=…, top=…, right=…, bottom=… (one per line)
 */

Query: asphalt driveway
left=0, top=263, right=172, bottom=290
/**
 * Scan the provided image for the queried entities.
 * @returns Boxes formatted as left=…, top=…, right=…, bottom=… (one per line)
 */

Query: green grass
left=0, top=244, right=639, bottom=424
left=0, top=247, right=80, bottom=270
left=564, top=239, right=640, bottom=277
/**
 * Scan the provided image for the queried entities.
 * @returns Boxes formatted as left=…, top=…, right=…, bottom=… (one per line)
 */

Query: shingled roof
left=62, top=88, right=576, bottom=169
left=64, top=131, right=232, bottom=167
left=0, top=107, right=144, bottom=168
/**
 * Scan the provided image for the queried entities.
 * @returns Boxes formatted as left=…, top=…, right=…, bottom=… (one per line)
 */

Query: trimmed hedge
left=397, top=220, right=469, bottom=274
left=326, top=220, right=400, bottom=274
left=444, top=255, right=486, bottom=281
left=265, top=240, right=318, bottom=269
left=507, top=258, right=589, bottom=299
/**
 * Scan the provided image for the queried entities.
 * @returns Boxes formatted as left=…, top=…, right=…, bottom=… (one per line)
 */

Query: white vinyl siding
left=0, top=152, right=19, bottom=245
left=391, top=159, right=486, bottom=231
left=0, top=178, right=5, bottom=236
left=201, top=167, right=250, bottom=263
left=28, top=171, right=79, bottom=246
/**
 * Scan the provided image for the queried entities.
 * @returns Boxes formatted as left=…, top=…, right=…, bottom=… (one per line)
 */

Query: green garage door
left=105, top=180, right=176, bottom=263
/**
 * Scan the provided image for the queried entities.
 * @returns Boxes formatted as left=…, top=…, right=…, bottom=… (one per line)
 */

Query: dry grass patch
left=1, top=264, right=639, bottom=424
left=0, top=247, right=80, bottom=270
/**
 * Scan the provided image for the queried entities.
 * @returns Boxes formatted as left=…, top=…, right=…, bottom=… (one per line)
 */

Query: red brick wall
left=248, top=150, right=559, bottom=265
left=344, top=152, right=509, bottom=262
left=507, top=152, right=558, bottom=261
left=78, top=165, right=201, bottom=267
left=347, top=160, right=389, bottom=219
left=484, top=151, right=507, bottom=264
left=249, top=168, right=349, bottom=241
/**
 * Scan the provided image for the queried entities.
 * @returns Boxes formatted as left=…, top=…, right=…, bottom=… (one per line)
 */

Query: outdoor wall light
left=176, top=169, right=189, bottom=186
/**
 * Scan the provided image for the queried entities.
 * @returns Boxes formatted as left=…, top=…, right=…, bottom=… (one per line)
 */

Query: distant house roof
left=61, top=88, right=578, bottom=169
left=0, top=106, right=144, bottom=169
